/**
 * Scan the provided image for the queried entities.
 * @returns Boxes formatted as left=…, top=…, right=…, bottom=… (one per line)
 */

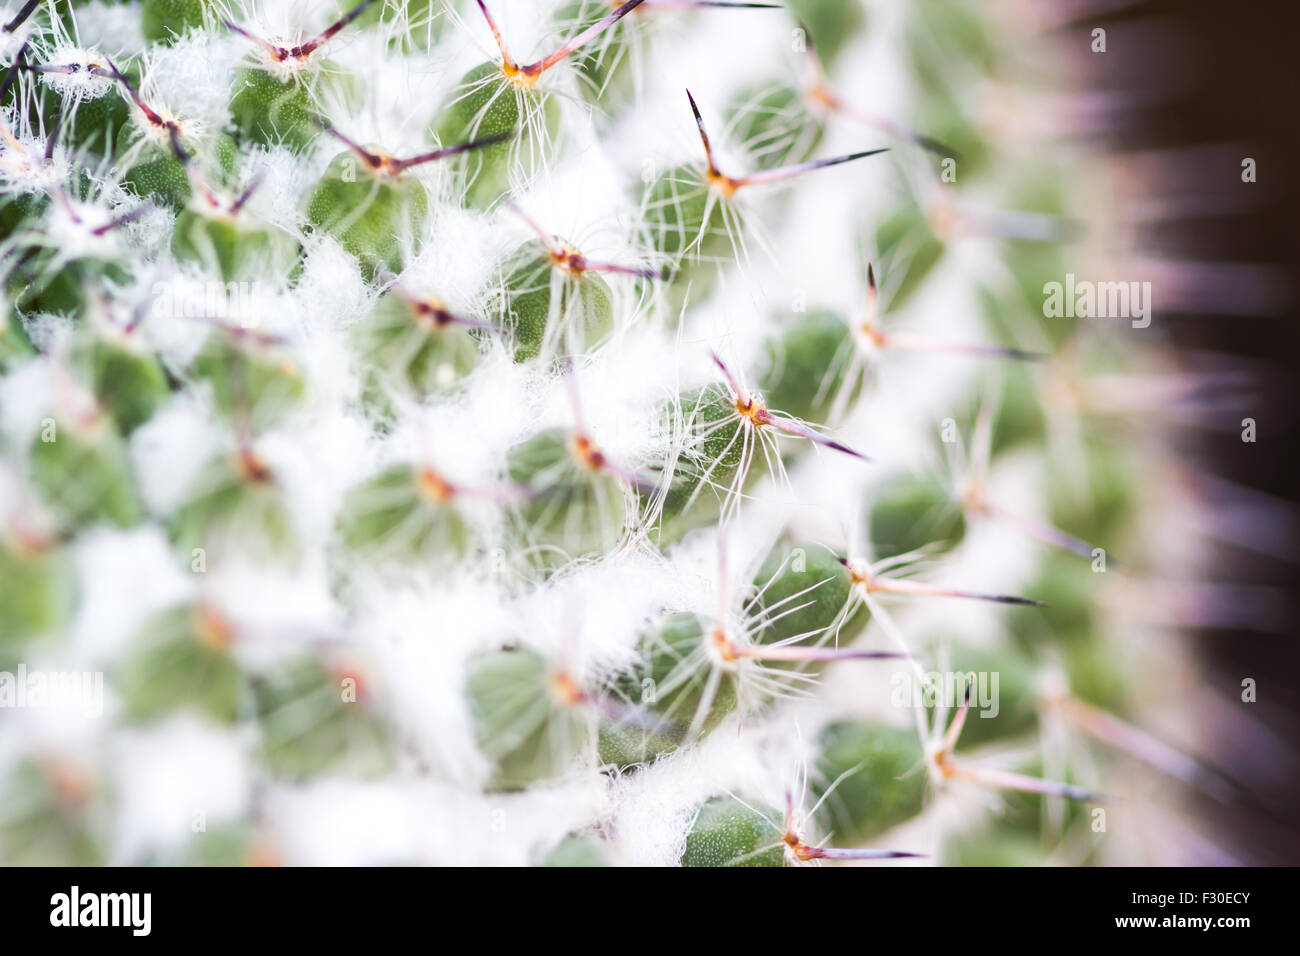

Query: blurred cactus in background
left=0, top=0, right=1239, bottom=866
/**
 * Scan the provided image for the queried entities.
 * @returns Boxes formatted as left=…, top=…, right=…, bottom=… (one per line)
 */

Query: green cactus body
left=874, top=203, right=946, bottom=315
left=337, top=464, right=471, bottom=563
left=927, top=644, right=1039, bottom=748
left=0, top=191, right=46, bottom=246
left=902, top=1, right=993, bottom=173
left=0, top=306, right=34, bottom=370
left=352, top=292, right=483, bottom=408
left=506, top=428, right=628, bottom=566
left=1047, top=440, right=1137, bottom=552
left=947, top=759, right=1092, bottom=861
left=1006, top=555, right=1130, bottom=717
left=229, top=65, right=348, bottom=152
left=813, top=720, right=927, bottom=844
left=0, top=536, right=73, bottom=650
left=984, top=359, right=1047, bottom=456
left=651, top=385, right=747, bottom=545
left=170, top=450, right=297, bottom=562
left=680, top=795, right=785, bottom=867
left=140, top=0, right=211, bottom=44
left=868, top=472, right=967, bottom=558
left=727, top=83, right=824, bottom=172
left=166, top=824, right=272, bottom=866
left=598, top=612, right=738, bottom=768
left=641, top=164, right=733, bottom=306
left=434, top=62, right=560, bottom=208
left=172, top=204, right=299, bottom=283
left=0, top=762, right=103, bottom=866
left=256, top=658, right=393, bottom=780
left=908, top=92, right=988, bottom=179
left=190, top=333, right=306, bottom=435
left=13, top=253, right=132, bottom=318
left=28, top=417, right=141, bottom=529
left=537, top=832, right=611, bottom=867
left=467, top=647, right=589, bottom=791
left=71, top=333, right=170, bottom=436
left=787, top=0, right=866, bottom=68
left=1011, top=553, right=1099, bottom=646
left=304, top=148, right=428, bottom=277
left=941, top=828, right=1046, bottom=866
left=499, top=242, right=614, bottom=362
left=115, top=604, right=248, bottom=723
left=749, top=542, right=861, bottom=660
left=122, top=151, right=191, bottom=212
left=757, top=309, right=856, bottom=427
left=45, top=84, right=130, bottom=154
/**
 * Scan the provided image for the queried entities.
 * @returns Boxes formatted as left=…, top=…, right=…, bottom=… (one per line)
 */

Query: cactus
left=0, top=0, right=1225, bottom=868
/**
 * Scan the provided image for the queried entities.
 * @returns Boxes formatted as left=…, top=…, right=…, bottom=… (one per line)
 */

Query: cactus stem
left=225, top=0, right=379, bottom=67
left=867, top=332, right=1047, bottom=363
left=976, top=498, right=1104, bottom=561
left=228, top=173, right=266, bottom=215
left=838, top=557, right=1045, bottom=607
left=1044, top=694, right=1236, bottom=802
left=797, top=26, right=955, bottom=158
left=633, top=1, right=779, bottom=9
left=505, top=200, right=658, bottom=280
left=415, top=467, right=457, bottom=505
left=21, top=61, right=113, bottom=78
left=710, top=351, right=869, bottom=460
left=560, top=372, right=653, bottom=488
left=713, top=550, right=905, bottom=666
left=105, top=56, right=194, bottom=148
left=938, top=758, right=1109, bottom=803
left=89, top=204, right=152, bottom=237
left=780, top=791, right=923, bottom=864
left=320, top=124, right=512, bottom=179
left=0, top=41, right=27, bottom=99
left=195, top=604, right=235, bottom=652
left=2, top=0, right=38, bottom=34
left=687, top=88, right=887, bottom=196
left=728, top=639, right=907, bottom=665
left=929, top=681, right=1110, bottom=802
left=5, top=515, right=55, bottom=558
left=735, top=148, right=890, bottom=189
left=43, top=111, right=63, bottom=163
left=379, top=281, right=496, bottom=333
left=856, top=270, right=1043, bottom=361
left=235, top=444, right=274, bottom=485
left=548, top=668, right=587, bottom=708
left=477, top=0, right=647, bottom=88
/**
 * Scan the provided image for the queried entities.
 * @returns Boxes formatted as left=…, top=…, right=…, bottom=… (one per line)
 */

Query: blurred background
left=1079, top=0, right=1300, bottom=862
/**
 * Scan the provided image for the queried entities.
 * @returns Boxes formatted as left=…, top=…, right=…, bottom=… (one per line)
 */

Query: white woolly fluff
left=108, top=718, right=253, bottom=863
left=136, top=33, right=245, bottom=138
left=353, top=577, right=510, bottom=782
left=69, top=524, right=196, bottom=664
left=36, top=47, right=117, bottom=102
left=52, top=2, right=145, bottom=57
left=128, top=392, right=224, bottom=513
